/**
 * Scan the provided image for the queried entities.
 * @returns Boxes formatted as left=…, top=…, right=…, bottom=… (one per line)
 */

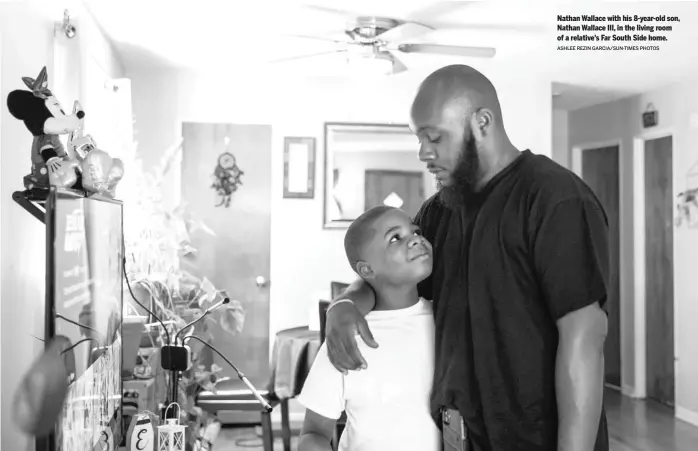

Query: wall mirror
left=323, top=122, right=436, bottom=229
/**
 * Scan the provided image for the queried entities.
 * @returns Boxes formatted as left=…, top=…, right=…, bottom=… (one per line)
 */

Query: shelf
left=12, top=189, right=48, bottom=224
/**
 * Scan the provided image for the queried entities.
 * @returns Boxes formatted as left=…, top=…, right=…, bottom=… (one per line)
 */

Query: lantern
left=157, top=404, right=186, bottom=451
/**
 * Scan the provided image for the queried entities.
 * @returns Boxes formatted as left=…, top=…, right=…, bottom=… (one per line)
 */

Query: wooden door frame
left=571, top=140, right=626, bottom=394
left=632, top=127, right=677, bottom=404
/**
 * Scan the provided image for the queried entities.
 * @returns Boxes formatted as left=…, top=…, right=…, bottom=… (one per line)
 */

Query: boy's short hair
left=344, top=206, right=397, bottom=273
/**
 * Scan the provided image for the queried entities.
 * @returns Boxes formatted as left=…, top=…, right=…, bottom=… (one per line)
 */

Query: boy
left=297, top=206, right=439, bottom=451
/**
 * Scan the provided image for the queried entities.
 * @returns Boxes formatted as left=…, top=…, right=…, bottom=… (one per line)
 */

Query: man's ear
left=355, top=261, right=375, bottom=279
left=472, top=108, right=494, bottom=138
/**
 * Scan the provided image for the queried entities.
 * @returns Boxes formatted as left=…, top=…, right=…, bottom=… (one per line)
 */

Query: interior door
left=365, top=170, right=424, bottom=218
left=645, top=135, right=675, bottom=407
left=181, top=123, right=272, bottom=389
left=581, top=145, right=621, bottom=387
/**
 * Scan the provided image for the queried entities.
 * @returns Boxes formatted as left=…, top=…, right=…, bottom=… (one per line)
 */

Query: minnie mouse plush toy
left=7, top=66, right=83, bottom=191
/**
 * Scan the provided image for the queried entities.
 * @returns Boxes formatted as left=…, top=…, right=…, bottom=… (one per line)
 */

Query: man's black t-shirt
left=414, top=150, right=610, bottom=451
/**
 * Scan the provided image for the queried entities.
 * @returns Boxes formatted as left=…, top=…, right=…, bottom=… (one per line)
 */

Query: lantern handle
left=164, top=402, right=181, bottom=424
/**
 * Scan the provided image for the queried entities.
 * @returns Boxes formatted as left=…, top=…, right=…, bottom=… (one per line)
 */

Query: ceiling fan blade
left=398, top=43, right=496, bottom=58
left=269, top=50, right=347, bottom=64
left=286, top=33, right=350, bottom=44
left=377, top=21, right=434, bottom=44
left=303, top=4, right=360, bottom=19
left=434, top=22, right=547, bottom=33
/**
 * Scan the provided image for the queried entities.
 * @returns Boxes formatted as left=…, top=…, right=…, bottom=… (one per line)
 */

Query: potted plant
left=121, top=139, right=244, bottom=450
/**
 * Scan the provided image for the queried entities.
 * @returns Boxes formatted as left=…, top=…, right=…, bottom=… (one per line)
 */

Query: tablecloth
left=266, top=326, right=321, bottom=400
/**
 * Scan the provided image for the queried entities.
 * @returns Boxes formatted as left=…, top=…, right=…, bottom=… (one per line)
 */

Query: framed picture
left=283, top=137, right=316, bottom=199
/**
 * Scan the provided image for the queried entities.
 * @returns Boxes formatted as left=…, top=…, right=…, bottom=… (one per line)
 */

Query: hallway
left=605, top=388, right=698, bottom=450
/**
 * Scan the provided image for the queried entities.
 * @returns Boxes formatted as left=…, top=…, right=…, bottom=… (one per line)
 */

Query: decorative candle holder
left=157, top=403, right=186, bottom=451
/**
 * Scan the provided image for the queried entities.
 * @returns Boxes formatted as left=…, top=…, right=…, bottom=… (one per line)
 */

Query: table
left=266, top=326, right=322, bottom=401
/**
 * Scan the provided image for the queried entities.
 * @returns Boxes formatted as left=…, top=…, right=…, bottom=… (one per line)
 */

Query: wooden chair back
left=318, top=300, right=331, bottom=344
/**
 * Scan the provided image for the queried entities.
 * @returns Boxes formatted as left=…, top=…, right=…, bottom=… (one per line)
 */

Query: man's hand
left=325, top=301, right=378, bottom=374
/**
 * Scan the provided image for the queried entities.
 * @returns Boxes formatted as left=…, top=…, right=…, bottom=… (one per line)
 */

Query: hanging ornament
left=126, top=411, right=158, bottom=451
left=675, top=188, right=698, bottom=227
left=92, top=422, right=114, bottom=451
left=157, top=404, right=186, bottom=451
left=211, top=136, right=244, bottom=208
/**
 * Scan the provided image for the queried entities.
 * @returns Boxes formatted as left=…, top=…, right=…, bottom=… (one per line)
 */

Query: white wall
left=126, top=65, right=552, bottom=344
left=0, top=3, right=125, bottom=449
left=552, top=109, right=569, bottom=167
left=568, top=83, right=698, bottom=426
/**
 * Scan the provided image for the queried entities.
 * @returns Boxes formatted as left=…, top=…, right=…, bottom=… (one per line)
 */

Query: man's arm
left=325, top=277, right=378, bottom=373
left=332, top=277, right=376, bottom=315
left=556, top=302, right=607, bottom=451
left=298, top=410, right=336, bottom=451
left=532, top=198, right=610, bottom=451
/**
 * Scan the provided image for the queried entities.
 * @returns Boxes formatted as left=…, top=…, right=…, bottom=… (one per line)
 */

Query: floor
left=215, top=426, right=300, bottom=451
left=604, top=389, right=698, bottom=450
left=213, top=389, right=698, bottom=450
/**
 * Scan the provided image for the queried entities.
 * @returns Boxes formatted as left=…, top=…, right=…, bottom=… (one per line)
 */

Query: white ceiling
left=80, top=0, right=698, bottom=111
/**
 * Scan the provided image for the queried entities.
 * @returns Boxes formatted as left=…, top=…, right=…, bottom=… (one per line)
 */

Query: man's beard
left=439, top=131, right=480, bottom=211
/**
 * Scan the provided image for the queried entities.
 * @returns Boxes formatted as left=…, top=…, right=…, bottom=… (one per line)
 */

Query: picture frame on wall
left=283, top=136, right=316, bottom=199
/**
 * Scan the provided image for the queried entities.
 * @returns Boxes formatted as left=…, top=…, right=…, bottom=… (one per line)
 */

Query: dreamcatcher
left=211, top=137, right=243, bottom=208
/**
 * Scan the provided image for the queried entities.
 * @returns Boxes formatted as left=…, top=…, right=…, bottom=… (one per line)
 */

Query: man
left=324, top=64, right=610, bottom=451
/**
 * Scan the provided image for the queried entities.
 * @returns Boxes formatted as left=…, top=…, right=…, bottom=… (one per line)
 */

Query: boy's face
left=359, top=209, right=433, bottom=285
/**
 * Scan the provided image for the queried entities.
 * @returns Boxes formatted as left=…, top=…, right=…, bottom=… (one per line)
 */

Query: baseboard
left=621, top=384, right=642, bottom=398
left=676, top=406, right=698, bottom=428
left=604, top=383, right=621, bottom=392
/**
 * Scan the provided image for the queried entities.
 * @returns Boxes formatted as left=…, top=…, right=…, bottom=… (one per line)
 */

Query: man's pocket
left=442, top=408, right=468, bottom=451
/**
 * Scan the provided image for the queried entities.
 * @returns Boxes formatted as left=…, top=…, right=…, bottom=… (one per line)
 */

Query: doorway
left=365, top=170, right=425, bottom=218
left=181, top=122, right=272, bottom=392
left=643, top=135, right=675, bottom=408
left=579, top=144, right=622, bottom=388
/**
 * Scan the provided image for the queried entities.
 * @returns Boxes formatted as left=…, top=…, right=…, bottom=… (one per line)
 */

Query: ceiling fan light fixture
left=347, top=56, right=393, bottom=77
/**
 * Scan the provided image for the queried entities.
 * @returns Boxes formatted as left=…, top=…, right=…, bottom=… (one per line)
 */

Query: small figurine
left=66, top=100, right=97, bottom=161
left=64, top=101, right=125, bottom=198
left=80, top=148, right=125, bottom=198
left=6, top=66, right=82, bottom=191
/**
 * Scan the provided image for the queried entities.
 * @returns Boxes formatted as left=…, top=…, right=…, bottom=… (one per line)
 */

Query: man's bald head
left=410, top=65, right=517, bottom=210
left=411, top=64, right=503, bottom=130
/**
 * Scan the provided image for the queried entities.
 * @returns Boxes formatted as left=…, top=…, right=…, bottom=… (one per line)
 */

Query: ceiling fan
left=272, top=14, right=498, bottom=75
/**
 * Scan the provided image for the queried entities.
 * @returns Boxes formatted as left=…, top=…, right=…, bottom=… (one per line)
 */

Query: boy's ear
left=355, top=261, right=375, bottom=279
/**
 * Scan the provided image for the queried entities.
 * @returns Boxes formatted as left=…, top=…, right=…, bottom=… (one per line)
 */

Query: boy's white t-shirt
left=297, top=298, right=440, bottom=451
